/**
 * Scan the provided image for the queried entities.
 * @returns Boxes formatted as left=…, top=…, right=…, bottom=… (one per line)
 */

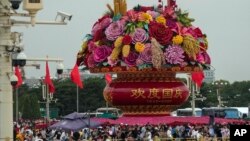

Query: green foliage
left=17, top=78, right=250, bottom=118
left=51, top=77, right=106, bottom=116
left=19, top=89, right=41, bottom=119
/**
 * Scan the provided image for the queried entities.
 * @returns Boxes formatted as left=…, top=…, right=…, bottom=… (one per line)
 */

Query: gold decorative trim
left=89, top=66, right=203, bottom=73
left=115, top=105, right=179, bottom=116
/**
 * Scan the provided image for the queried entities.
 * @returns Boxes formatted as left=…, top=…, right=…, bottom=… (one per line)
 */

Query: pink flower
left=124, top=52, right=139, bottom=67
left=87, top=54, right=96, bottom=68
left=107, top=56, right=118, bottom=67
left=93, top=45, right=112, bottom=63
left=196, top=51, right=211, bottom=64
left=126, top=10, right=138, bottom=22
left=91, top=24, right=101, bottom=35
left=105, top=21, right=125, bottom=41
left=132, top=28, right=148, bottom=44
left=136, top=59, right=144, bottom=66
left=139, top=43, right=152, bottom=63
left=147, top=11, right=160, bottom=18
left=88, top=41, right=97, bottom=52
left=91, top=15, right=111, bottom=35
left=164, top=45, right=185, bottom=65
left=100, top=18, right=112, bottom=29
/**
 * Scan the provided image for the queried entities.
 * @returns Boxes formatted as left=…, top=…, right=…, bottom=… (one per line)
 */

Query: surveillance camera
left=56, top=62, right=64, bottom=75
left=16, top=52, right=27, bottom=67
left=9, top=0, right=23, bottom=10
left=10, top=74, right=18, bottom=86
left=57, top=11, right=72, bottom=21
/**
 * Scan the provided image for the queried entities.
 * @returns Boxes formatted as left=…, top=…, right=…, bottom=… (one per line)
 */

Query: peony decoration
left=77, top=0, right=211, bottom=71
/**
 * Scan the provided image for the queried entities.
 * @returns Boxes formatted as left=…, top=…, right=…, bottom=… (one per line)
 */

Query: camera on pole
left=9, top=0, right=23, bottom=10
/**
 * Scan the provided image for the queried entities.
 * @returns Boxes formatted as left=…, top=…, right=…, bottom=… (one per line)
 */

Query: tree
left=51, top=77, right=106, bottom=116
left=19, top=92, right=41, bottom=119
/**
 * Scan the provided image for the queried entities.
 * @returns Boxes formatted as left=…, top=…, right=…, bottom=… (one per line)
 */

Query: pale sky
left=15, top=0, right=250, bottom=83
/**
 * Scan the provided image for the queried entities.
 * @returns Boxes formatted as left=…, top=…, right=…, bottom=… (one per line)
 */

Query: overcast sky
left=15, top=0, right=250, bottom=83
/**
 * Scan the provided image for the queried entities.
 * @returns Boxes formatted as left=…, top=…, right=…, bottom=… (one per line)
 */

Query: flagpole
left=77, top=85, right=79, bottom=112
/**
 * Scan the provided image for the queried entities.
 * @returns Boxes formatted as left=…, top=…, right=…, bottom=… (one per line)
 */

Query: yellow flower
left=135, top=42, right=145, bottom=53
left=110, top=47, right=121, bottom=60
left=81, top=41, right=88, bottom=52
left=122, top=45, right=130, bottom=57
left=156, top=15, right=166, bottom=25
left=114, top=36, right=123, bottom=48
left=172, top=35, right=184, bottom=45
left=182, top=35, right=200, bottom=59
left=138, top=12, right=153, bottom=23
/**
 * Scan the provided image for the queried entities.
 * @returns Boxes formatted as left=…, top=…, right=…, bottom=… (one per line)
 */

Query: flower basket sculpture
left=76, top=0, right=211, bottom=116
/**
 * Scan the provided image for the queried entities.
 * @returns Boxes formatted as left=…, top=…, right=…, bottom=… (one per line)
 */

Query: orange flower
left=138, top=12, right=153, bottom=23
left=135, top=42, right=145, bottom=53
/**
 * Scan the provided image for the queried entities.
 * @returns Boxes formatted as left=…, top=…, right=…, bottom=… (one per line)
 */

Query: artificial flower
left=110, top=47, right=121, bottom=61
left=107, top=56, right=118, bottom=67
left=126, top=10, right=138, bottom=22
left=93, top=45, right=112, bottom=63
left=88, top=41, right=98, bottom=52
left=114, top=36, right=124, bottom=48
left=167, top=19, right=178, bottom=32
left=135, top=42, right=145, bottom=53
left=105, top=21, right=125, bottom=41
left=76, top=2, right=210, bottom=70
left=139, top=43, right=152, bottom=64
left=147, top=11, right=160, bottom=18
left=164, top=45, right=184, bottom=65
left=132, top=28, right=148, bottom=43
left=149, top=22, right=173, bottom=46
left=87, top=54, right=96, bottom=68
left=197, top=51, right=211, bottom=64
left=81, top=41, right=88, bottom=53
left=124, top=51, right=139, bottom=67
left=156, top=15, right=166, bottom=25
left=182, top=35, right=200, bottom=59
left=122, top=45, right=130, bottom=57
left=122, top=35, right=132, bottom=45
left=172, top=35, right=183, bottom=45
left=138, top=12, right=153, bottom=23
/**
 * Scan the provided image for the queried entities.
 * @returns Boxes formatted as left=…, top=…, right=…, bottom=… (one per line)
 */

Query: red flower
left=149, top=22, right=173, bottom=46
left=93, top=29, right=105, bottom=42
left=122, top=35, right=132, bottom=45
left=139, top=6, right=154, bottom=12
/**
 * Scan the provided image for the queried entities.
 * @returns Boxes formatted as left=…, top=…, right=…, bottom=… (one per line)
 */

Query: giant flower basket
left=76, top=0, right=211, bottom=116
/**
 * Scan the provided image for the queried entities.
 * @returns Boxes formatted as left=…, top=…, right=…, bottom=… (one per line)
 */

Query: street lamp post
left=187, top=74, right=206, bottom=116
left=0, top=0, right=71, bottom=139
left=41, top=84, right=57, bottom=125
left=212, top=80, right=228, bottom=108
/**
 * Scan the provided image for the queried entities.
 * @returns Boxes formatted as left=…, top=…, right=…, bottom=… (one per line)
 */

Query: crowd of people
left=13, top=119, right=235, bottom=141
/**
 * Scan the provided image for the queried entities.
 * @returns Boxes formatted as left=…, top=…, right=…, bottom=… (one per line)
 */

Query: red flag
left=191, top=71, right=204, bottom=87
left=14, top=66, right=23, bottom=88
left=44, top=61, right=55, bottom=93
left=70, top=64, right=83, bottom=89
left=105, top=73, right=112, bottom=84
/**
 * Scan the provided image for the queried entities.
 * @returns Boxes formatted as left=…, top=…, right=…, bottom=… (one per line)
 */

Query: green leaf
left=112, top=14, right=122, bottom=21
left=102, top=62, right=109, bottom=66
left=137, top=22, right=144, bottom=28
left=84, top=34, right=93, bottom=40
left=144, top=23, right=149, bottom=31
